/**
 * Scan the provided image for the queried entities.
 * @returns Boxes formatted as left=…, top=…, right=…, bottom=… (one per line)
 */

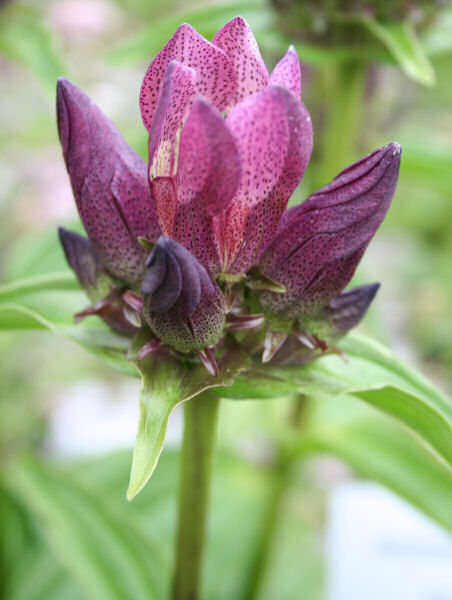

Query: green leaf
left=9, top=550, right=82, bottom=600
left=0, top=270, right=138, bottom=374
left=300, top=395, right=452, bottom=532
left=362, top=17, right=435, bottom=86
left=64, top=322, right=136, bottom=377
left=0, top=272, right=78, bottom=302
left=0, top=303, right=55, bottom=331
left=222, top=332, right=452, bottom=470
left=214, top=367, right=300, bottom=399
left=0, top=7, right=66, bottom=96
left=127, top=333, right=251, bottom=500
left=7, top=458, right=167, bottom=600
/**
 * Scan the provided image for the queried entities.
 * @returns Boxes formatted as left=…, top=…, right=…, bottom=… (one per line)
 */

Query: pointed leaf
left=362, top=17, right=435, bottom=87
left=226, top=331, right=452, bottom=470
left=301, top=395, right=452, bottom=532
left=7, top=458, right=166, bottom=600
left=127, top=334, right=250, bottom=499
left=0, top=272, right=78, bottom=301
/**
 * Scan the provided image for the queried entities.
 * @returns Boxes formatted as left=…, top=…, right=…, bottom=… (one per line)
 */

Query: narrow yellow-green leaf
left=362, top=17, right=435, bottom=86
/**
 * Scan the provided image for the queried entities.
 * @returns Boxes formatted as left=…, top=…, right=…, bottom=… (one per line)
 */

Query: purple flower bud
left=322, top=283, right=380, bottom=336
left=259, top=143, right=401, bottom=318
left=142, top=237, right=226, bottom=352
left=58, top=227, right=111, bottom=302
left=56, top=78, right=161, bottom=285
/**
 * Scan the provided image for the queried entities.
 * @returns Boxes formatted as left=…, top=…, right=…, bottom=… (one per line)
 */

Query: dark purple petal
left=142, top=237, right=225, bottom=352
left=57, top=78, right=160, bottom=285
left=269, top=45, right=301, bottom=98
left=213, top=17, right=269, bottom=104
left=139, top=23, right=237, bottom=133
left=259, top=143, right=401, bottom=317
left=75, top=289, right=140, bottom=336
left=323, top=283, right=380, bottom=335
left=169, top=98, right=241, bottom=273
left=143, top=240, right=182, bottom=311
left=58, top=227, right=107, bottom=300
left=214, top=85, right=313, bottom=273
left=148, top=60, right=196, bottom=178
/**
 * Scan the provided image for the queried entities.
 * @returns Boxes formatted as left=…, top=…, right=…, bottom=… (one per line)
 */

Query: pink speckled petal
left=215, top=85, right=312, bottom=274
left=259, top=143, right=402, bottom=317
left=169, top=98, right=241, bottom=273
left=213, top=17, right=269, bottom=104
left=148, top=60, right=196, bottom=178
left=140, top=24, right=237, bottom=132
left=150, top=176, right=178, bottom=236
left=269, top=45, right=301, bottom=98
left=57, top=78, right=160, bottom=285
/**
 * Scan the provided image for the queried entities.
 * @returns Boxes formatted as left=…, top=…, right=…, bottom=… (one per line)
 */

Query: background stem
left=242, top=395, right=309, bottom=600
left=172, top=392, right=220, bottom=600
left=313, top=60, right=367, bottom=190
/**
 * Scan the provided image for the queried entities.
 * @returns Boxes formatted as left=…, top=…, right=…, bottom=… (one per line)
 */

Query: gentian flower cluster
left=57, top=17, right=401, bottom=375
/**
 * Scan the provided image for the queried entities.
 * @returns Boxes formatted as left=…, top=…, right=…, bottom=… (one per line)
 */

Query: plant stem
left=241, top=458, right=288, bottom=600
left=243, top=394, right=309, bottom=600
left=172, top=392, right=220, bottom=600
left=313, top=60, right=367, bottom=190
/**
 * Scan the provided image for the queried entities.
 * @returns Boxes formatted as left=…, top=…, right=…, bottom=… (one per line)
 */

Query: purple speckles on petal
left=269, top=45, right=302, bottom=98
left=56, top=78, right=160, bottom=285
left=259, top=143, right=401, bottom=317
left=148, top=60, right=196, bottom=179
left=57, top=18, right=402, bottom=362
left=171, top=98, right=241, bottom=273
left=215, top=85, right=312, bottom=273
left=140, top=23, right=237, bottom=133
left=151, top=176, right=179, bottom=238
left=213, top=16, right=269, bottom=104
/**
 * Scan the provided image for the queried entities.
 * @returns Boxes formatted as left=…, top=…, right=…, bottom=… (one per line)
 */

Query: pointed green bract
left=127, top=333, right=250, bottom=500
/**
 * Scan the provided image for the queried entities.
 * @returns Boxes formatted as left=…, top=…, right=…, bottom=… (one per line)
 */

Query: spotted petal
left=148, top=60, right=196, bottom=179
left=164, top=98, right=241, bottom=273
left=213, top=16, right=269, bottom=104
left=269, top=45, right=302, bottom=98
left=57, top=78, right=160, bottom=285
left=140, top=23, right=237, bottom=132
left=259, top=143, right=401, bottom=317
left=215, top=85, right=313, bottom=274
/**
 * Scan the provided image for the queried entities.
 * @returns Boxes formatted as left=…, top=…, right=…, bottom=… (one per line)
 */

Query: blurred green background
left=1, top=1, right=452, bottom=599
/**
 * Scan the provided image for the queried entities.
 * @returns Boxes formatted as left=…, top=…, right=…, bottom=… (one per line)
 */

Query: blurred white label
left=326, top=482, right=452, bottom=600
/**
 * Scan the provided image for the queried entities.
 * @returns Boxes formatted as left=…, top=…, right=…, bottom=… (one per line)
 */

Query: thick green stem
left=172, top=392, right=220, bottom=600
